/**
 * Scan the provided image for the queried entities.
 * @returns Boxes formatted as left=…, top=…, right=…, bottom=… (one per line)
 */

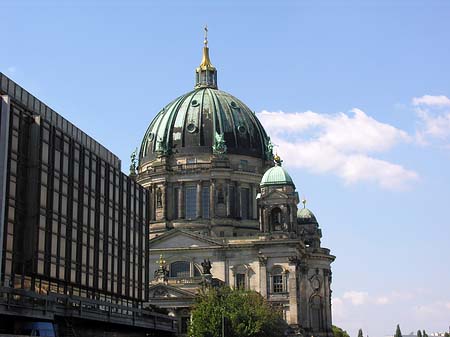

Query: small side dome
left=260, top=155, right=294, bottom=187
left=297, top=199, right=318, bottom=224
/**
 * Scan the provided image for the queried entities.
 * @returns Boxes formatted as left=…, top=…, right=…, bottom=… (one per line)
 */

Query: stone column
left=237, top=183, right=242, bottom=218
left=226, top=180, right=231, bottom=217
left=162, top=182, right=167, bottom=220
left=209, top=179, right=215, bottom=218
left=299, top=264, right=309, bottom=328
left=287, top=259, right=299, bottom=326
left=259, top=206, right=264, bottom=232
left=323, top=269, right=332, bottom=332
left=252, top=184, right=257, bottom=220
left=178, top=183, right=184, bottom=219
left=196, top=182, right=202, bottom=218
left=152, top=185, right=156, bottom=221
left=258, top=255, right=268, bottom=298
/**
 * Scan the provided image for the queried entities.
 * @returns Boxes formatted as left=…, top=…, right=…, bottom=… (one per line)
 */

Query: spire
left=195, top=25, right=218, bottom=89
left=302, top=198, right=307, bottom=209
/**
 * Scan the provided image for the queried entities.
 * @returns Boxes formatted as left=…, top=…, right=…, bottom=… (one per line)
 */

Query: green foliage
left=188, top=287, right=288, bottom=337
left=358, top=329, right=364, bottom=337
left=443, top=333, right=449, bottom=337
left=332, top=325, right=350, bottom=337
left=394, top=324, right=402, bottom=337
left=417, top=330, right=422, bottom=337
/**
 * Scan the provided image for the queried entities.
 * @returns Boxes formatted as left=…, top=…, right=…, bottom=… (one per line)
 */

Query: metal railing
left=0, top=286, right=176, bottom=333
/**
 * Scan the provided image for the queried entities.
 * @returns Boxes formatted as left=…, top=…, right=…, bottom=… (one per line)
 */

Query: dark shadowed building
left=0, top=73, right=175, bottom=336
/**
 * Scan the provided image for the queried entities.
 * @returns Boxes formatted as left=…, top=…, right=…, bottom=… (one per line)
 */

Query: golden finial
left=204, top=25, right=208, bottom=47
left=199, top=25, right=214, bottom=70
left=274, top=152, right=282, bottom=166
left=157, top=254, right=166, bottom=268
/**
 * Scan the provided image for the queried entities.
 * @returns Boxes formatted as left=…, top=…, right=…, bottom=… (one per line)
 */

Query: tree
left=332, top=325, right=350, bottom=337
left=395, top=325, right=402, bottom=337
left=423, top=330, right=428, bottom=337
left=417, top=331, right=422, bottom=337
left=358, top=329, right=364, bottom=337
left=188, top=287, right=288, bottom=337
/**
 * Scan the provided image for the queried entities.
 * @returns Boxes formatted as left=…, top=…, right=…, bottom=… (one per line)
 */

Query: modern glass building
left=0, top=72, right=150, bottom=306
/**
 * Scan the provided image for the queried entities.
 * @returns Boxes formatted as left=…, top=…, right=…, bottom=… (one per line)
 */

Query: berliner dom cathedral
left=137, top=29, right=335, bottom=337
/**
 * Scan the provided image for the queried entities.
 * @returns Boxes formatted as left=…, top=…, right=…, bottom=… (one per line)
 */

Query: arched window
left=170, top=261, right=190, bottom=278
left=272, top=267, right=284, bottom=293
left=236, top=273, right=246, bottom=289
left=271, top=207, right=282, bottom=231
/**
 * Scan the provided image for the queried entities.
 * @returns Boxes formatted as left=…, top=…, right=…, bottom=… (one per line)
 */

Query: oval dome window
left=187, top=123, right=198, bottom=133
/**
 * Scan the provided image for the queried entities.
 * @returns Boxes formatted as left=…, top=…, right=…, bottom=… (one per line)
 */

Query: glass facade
left=0, top=73, right=150, bottom=305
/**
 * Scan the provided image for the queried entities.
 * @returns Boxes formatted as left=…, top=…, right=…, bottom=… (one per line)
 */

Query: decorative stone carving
left=258, top=254, right=268, bottom=266
left=201, top=259, right=212, bottom=275
left=212, top=132, right=227, bottom=155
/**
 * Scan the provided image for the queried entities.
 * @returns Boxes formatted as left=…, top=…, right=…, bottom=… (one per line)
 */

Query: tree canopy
left=332, top=325, right=350, bottom=337
left=188, top=287, right=288, bottom=337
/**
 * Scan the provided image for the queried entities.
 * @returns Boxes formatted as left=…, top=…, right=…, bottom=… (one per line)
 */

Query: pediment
left=262, top=189, right=289, bottom=200
left=150, top=229, right=223, bottom=250
left=149, top=284, right=196, bottom=299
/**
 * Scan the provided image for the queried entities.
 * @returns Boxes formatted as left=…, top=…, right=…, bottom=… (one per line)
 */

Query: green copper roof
left=139, top=87, right=272, bottom=163
left=260, top=165, right=295, bottom=187
left=297, top=207, right=318, bottom=224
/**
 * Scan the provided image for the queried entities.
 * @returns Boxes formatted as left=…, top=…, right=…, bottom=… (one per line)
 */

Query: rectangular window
left=173, top=188, right=179, bottom=219
left=229, top=185, right=235, bottom=217
left=241, top=188, right=250, bottom=220
left=185, top=186, right=196, bottom=219
left=236, top=273, right=246, bottom=289
left=273, top=275, right=283, bottom=293
left=201, top=186, right=210, bottom=218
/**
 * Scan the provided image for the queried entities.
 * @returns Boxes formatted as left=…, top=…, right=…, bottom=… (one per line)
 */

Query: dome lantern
left=195, top=26, right=218, bottom=89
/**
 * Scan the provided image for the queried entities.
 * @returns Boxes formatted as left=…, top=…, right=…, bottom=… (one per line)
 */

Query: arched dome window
left=169, top=261, right=201, bottom=278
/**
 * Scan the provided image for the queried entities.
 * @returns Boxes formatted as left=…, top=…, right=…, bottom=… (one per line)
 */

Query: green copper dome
left=139, top=37, right=273, bottom=164
left=260, top=164, right=294, bottom=187
left=297, top=207, right=318, bottom=224
left=139, top=88, right=272, bottom=163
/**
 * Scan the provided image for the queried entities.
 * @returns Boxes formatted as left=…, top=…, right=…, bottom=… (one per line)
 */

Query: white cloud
left=412, top=95, right=450, bottom=107
left=258, top=109, right=417, bottom=190
left=415, top=107, right=450, bottom=141
left=343, top=291, right=369, bottom=305
left=375, top=296, right=390, bottom=305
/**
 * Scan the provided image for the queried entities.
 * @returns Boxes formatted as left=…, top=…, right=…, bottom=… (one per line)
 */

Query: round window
left=237, top=125, right=246, bottom=134
left=148, top=133, right=155, bottom=142
left=187, top=123, right=197, bottom=133
left=191, top=100, right=199, bottom=107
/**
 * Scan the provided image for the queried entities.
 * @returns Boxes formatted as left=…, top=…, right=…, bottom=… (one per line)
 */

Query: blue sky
left=2, top=1, right=450, bottom=336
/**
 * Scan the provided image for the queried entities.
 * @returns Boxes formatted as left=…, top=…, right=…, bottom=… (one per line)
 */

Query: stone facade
left=137, top=36, right=335, bottom=337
